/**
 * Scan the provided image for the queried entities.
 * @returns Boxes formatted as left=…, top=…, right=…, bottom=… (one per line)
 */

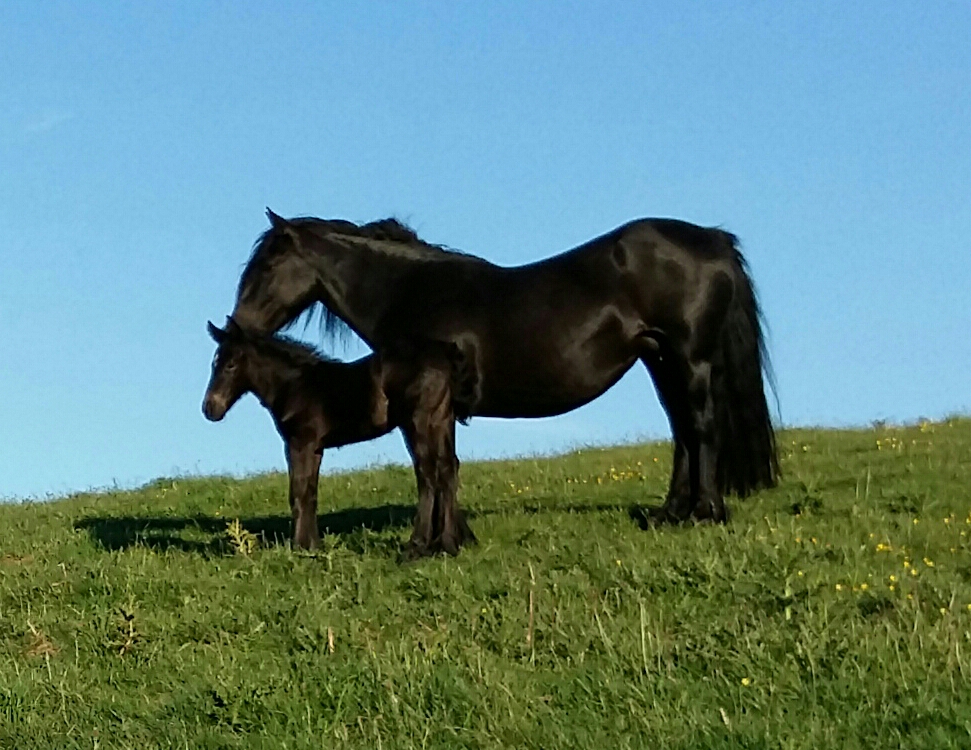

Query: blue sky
left=2, top=2, right=969, bottom=500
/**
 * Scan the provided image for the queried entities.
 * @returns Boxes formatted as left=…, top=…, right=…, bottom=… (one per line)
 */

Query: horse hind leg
left=685, top=359, right=728, bottom=524
left=637, top=338, right=727, bottom=526
left=637, top=342, right=695, bottom=524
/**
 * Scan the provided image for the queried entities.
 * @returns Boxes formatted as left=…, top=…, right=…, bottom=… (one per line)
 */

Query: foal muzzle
left=202, top=395, right=228, bottom=422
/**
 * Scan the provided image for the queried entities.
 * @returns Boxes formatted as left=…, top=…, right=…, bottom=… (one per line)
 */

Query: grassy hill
left=2, top=419, right=971, bottom=749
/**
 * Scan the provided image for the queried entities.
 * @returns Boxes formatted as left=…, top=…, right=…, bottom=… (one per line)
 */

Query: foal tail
left=712, top=235, right=779, bottom=496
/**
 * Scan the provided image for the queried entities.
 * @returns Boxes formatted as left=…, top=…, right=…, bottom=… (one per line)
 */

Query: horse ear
left=266, top=207, right=303, bottom=248
left=224, top=316, right=242, bottom=335
left=207, top=321, right=226, bottom=343
left=266, top=208, right=288, bottom=229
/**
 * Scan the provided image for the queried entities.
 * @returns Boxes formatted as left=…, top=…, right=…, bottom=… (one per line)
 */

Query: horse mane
left=649, top=219, right=739, bottom=259
left=237, top=213, right=477, bottom=347
left=240, top=216, right=436, bottom=288
left=292, top=215, right=467, bottom=262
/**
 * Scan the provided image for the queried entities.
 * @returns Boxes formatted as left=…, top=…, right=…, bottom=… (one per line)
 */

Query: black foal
left=202, top=319, right=477, bottom=555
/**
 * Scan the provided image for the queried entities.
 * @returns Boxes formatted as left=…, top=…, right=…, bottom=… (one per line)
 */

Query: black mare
left=229, top=210, right=779, bottom=555
left=202, top=319, right=477, bottom=552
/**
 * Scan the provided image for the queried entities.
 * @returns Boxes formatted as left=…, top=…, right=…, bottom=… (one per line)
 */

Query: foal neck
left=247, top=350, right=385, bottom=446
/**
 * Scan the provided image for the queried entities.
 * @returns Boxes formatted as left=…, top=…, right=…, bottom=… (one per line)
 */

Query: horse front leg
left=401, top=420, right=438, bottom=560
left=401, top=368, right=473, bottom=558
left=432, top=431, right=475, bottom=556
left=287, top=441, right=322, bottom=549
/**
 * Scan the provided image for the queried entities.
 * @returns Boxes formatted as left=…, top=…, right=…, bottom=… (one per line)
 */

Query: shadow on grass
left=75, top=504, right=417, bottom=555
left=75, top=499, right=647, bottom=556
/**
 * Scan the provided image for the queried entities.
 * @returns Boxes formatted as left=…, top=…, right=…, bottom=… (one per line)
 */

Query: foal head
left=202, top=319, right=258, bottom=421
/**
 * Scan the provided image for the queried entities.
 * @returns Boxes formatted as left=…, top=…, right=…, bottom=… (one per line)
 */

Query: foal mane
left=232, top=325, right=339, bottom=371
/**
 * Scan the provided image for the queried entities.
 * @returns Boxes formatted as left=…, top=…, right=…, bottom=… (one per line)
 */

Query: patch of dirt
left=24, top=623, right=58, bottom=658
left=1, top=554, right=34, bottom=566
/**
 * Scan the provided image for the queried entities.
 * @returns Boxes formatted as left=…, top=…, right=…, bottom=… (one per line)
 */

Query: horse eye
left=224, top=360, right=237, bottom=372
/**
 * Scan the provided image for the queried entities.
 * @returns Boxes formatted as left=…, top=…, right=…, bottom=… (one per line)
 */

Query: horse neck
left=302, top=233, right=416, bottom=345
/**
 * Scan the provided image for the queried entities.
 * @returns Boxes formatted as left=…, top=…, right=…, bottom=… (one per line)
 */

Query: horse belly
left=473, top=322, right=638, bottom=419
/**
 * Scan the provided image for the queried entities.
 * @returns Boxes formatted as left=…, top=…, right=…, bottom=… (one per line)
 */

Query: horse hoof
left=293, top=536, right=320, bottom=551
left=428, top=528, right=474, bottom=557
left=692, top=502, right=730, bottom=525
left=438, top=534, right=461, bottom=557
left=456, top=520, right=477, bottom=547
left=629, top=504, right=687, bottom=529
left=401, top=540, right=434, bottom=562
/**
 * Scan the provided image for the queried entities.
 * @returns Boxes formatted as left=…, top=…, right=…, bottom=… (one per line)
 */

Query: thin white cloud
left=24, top=110, right=74, bottom=134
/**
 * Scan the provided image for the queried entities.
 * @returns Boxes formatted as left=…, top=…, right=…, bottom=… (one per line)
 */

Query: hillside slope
left=2, top=420, right=971, bottom=749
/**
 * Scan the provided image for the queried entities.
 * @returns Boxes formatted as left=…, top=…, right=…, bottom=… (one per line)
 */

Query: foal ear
left=207, top=321, right=226, bottom=343
left=266, top=208, right=288, bottom=229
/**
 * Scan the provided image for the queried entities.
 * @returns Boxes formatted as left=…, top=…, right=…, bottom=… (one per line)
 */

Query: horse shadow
left=75, top=503, right=417, bottom=556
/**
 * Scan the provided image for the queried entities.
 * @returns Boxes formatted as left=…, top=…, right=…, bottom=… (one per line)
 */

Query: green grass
left=2, top=419, right=971, bottom=749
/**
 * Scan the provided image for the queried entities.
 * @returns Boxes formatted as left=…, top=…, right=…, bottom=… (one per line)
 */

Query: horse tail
left=712, top=234, right=779, bottom=496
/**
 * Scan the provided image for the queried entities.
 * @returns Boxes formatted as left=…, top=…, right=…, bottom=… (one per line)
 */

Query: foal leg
left=287, top=441, right=323, bottom=549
